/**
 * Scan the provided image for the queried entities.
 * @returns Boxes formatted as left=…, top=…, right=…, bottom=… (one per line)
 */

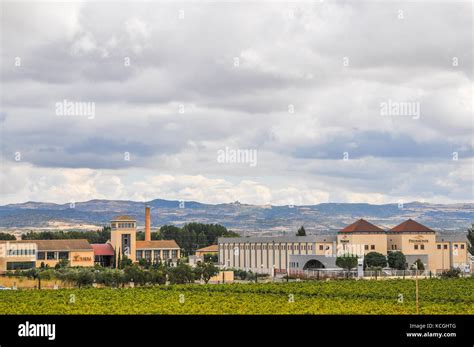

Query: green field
left=1, top=278, right=473, bottom=314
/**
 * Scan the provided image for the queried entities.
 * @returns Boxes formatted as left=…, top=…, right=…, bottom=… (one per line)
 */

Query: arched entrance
left=303, top=259, right=325, bottom=270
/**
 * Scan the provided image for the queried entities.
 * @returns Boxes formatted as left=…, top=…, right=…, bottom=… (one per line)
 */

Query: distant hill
left=0, top=199, right=472, bottom=234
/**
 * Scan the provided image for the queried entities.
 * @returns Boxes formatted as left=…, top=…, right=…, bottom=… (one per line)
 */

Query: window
left=172, top=250, right=178, bottom=258
left=319, top=245, right=324, bottom=251
left=136, top=250, right=143, bottom=260
left=7, top=262, right=35, bottom=270
left=37, top=252, right=45, bottom=260
left=371, top=245, right=375, bottom=250
left=437, top=245, right=441, bottom=249
left=163, top=250, right=170, bottom=259
left=420, top=245, right=424, bottom=250
left=47, top=252, right=56, bottom=260
left=145, top=250, right=152, bottom=261
left=58, top=252, right=69, bottom=260
left=461, top=244, right=465, bottom=250
left=414, top=245, right=419, bottom=250
left=325, top=246, right=330, bottom=250
left=364, top=245, right=369, bottom=250
left=444, top=244, right=448, bottom=249
left=153, top=250, right=160, bottom=260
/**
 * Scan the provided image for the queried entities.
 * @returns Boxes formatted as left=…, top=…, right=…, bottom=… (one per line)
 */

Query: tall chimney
left=145, top=205, right=151, bottom=241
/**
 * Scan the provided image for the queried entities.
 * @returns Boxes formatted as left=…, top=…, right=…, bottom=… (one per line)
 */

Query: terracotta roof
left=339, top=219, right=385, bottom=233
left=136, top=240, right=180, bottom=249
left=91, top=243, right=115, bottom=256
left=196, top=245, right=218, bottom=253
left=389, top=219, right=435, bottom=233
left=0, top=239, right=94, bottom=251
left=111, top=215, right=136, bottom=221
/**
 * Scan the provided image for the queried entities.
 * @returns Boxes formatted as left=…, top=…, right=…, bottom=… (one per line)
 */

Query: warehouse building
left=0, top=206, right=181, bottom=273
left=218, top=219, right=469, bottom=274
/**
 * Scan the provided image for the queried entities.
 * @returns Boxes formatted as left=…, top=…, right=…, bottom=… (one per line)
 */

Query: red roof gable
left=340, top=219, right=385, bottom=233
left=389, top=219, right=435, bottom=233
left=91, top=243, right=115, bottom=256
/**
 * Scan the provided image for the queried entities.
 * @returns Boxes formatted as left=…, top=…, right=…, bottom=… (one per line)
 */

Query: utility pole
left=415, top=262, right=419, bottom=315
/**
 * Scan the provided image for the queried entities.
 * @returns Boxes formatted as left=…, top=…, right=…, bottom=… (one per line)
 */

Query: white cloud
left=0, top=1, right=472, bottom=205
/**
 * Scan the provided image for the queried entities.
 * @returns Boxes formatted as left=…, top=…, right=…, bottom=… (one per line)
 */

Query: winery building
left=218, top=219, right=469, bottom=274
left=0, top=206, right=181, bottom=273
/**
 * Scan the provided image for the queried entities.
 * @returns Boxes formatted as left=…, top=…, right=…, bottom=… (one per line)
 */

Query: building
left=0, top=206, right=181, bottom=273
left=218, top=219, right=470, bottom=274
left=110, top=206, right=181, bottom=265
left=195, top=245, right=218, bottom=257
left=0, top=239, right=94, bottom=271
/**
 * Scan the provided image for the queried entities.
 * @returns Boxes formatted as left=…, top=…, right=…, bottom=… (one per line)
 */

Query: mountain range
left=0, top=199, right=472, bottom=236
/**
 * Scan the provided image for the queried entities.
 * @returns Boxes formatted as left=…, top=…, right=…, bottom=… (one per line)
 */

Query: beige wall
left=136, top=248, right=181, bottom=263
left=397, top=233, right=436, bottom=269
left=337, top=233, right=387, bottom=255
left=111, top=225, right=137, bottom=263
left=35, top=250, right=94, bottom=268
left=220, top=241, right=335, bottom=272
left=433, top=241, right=468, bottom=271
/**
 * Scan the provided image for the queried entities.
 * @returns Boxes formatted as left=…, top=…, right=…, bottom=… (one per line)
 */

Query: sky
left=0, top=0, right=473, bottom=206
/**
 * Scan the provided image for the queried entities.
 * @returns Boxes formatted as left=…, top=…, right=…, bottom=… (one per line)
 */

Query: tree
left=0, top=232, right=16, bottom=240
left=55, top=259, right=69, bottom=269
left=467, top=224, right=474, bottom=256
left=76, top=270, right=94, bottom=288
left=168, top=263, right=195, bottom=284
left=160, top=223, right=238, bottom=256
left=203, top=253, right=218, bottom=263
left=296, top=226, right=306, bottom=237
left=412, top=259, right=425, bottom=271
left=336, top=254, right=358, bottom=271
left=387, top=251, right=406, bottom=270
left=119, top=255, right=132, bottom=269
left=195, top=262, right=219, bottom=284
left=364, top=252, right=387, bottom=269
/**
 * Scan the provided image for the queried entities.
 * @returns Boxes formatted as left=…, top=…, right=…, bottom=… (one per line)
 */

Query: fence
left=287, top=269, right=467, bottom=279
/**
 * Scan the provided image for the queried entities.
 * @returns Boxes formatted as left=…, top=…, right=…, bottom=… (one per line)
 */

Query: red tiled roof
left=196, top=245, right=218, bottom=253
left=111, top=215, right=136, bottom=221
left=91, top=243, right=115, bottom=256
left=136, top=240, right=180, bottom=249
left=339, top=219, right=385, bottom=233
left=389, top=219, right=435, bottom=233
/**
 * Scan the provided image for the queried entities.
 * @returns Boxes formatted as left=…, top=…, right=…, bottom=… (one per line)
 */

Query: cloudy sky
left=0, top=0, right=472, bottom=206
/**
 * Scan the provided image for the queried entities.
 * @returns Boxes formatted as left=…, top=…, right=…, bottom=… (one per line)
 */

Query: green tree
left=296, top=226, right=306, bottom=237
left=0, top=232, right=16, bottom=240
left=195, top=262, right=219, bottom=284
left=168, top=263, right=195, bottom=284
left=412, top=259, right=425, bottom=270
left=364, top=252, right=387, bottom=269
left=203, top=253, right=218, bottom=263
left=467, top=224, right=474, bottom=256
left=387, top=251, right=406, bottom=270
left=76, top=269, right=94, bottom=288
left=159, top=223, right=238, bottom=256
left=336, top=254, right=358, bottom=271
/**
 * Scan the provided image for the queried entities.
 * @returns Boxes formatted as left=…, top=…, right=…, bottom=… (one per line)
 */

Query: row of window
left=7, top=249, right=36, bottom=256
left=112, top=222, right=136, bottom=229
left=136, top=250, right=178, bottom=260
left=437, top=243, right=464, bottom=250
left=364, top=245, right=376, bottom=250
left=36, top=252, right=69, bottom=260
left=223, top=243, right=331, bottom=251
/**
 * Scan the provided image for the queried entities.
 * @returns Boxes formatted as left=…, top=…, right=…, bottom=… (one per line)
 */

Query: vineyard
left=0, top=278, right=472, bottom=314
